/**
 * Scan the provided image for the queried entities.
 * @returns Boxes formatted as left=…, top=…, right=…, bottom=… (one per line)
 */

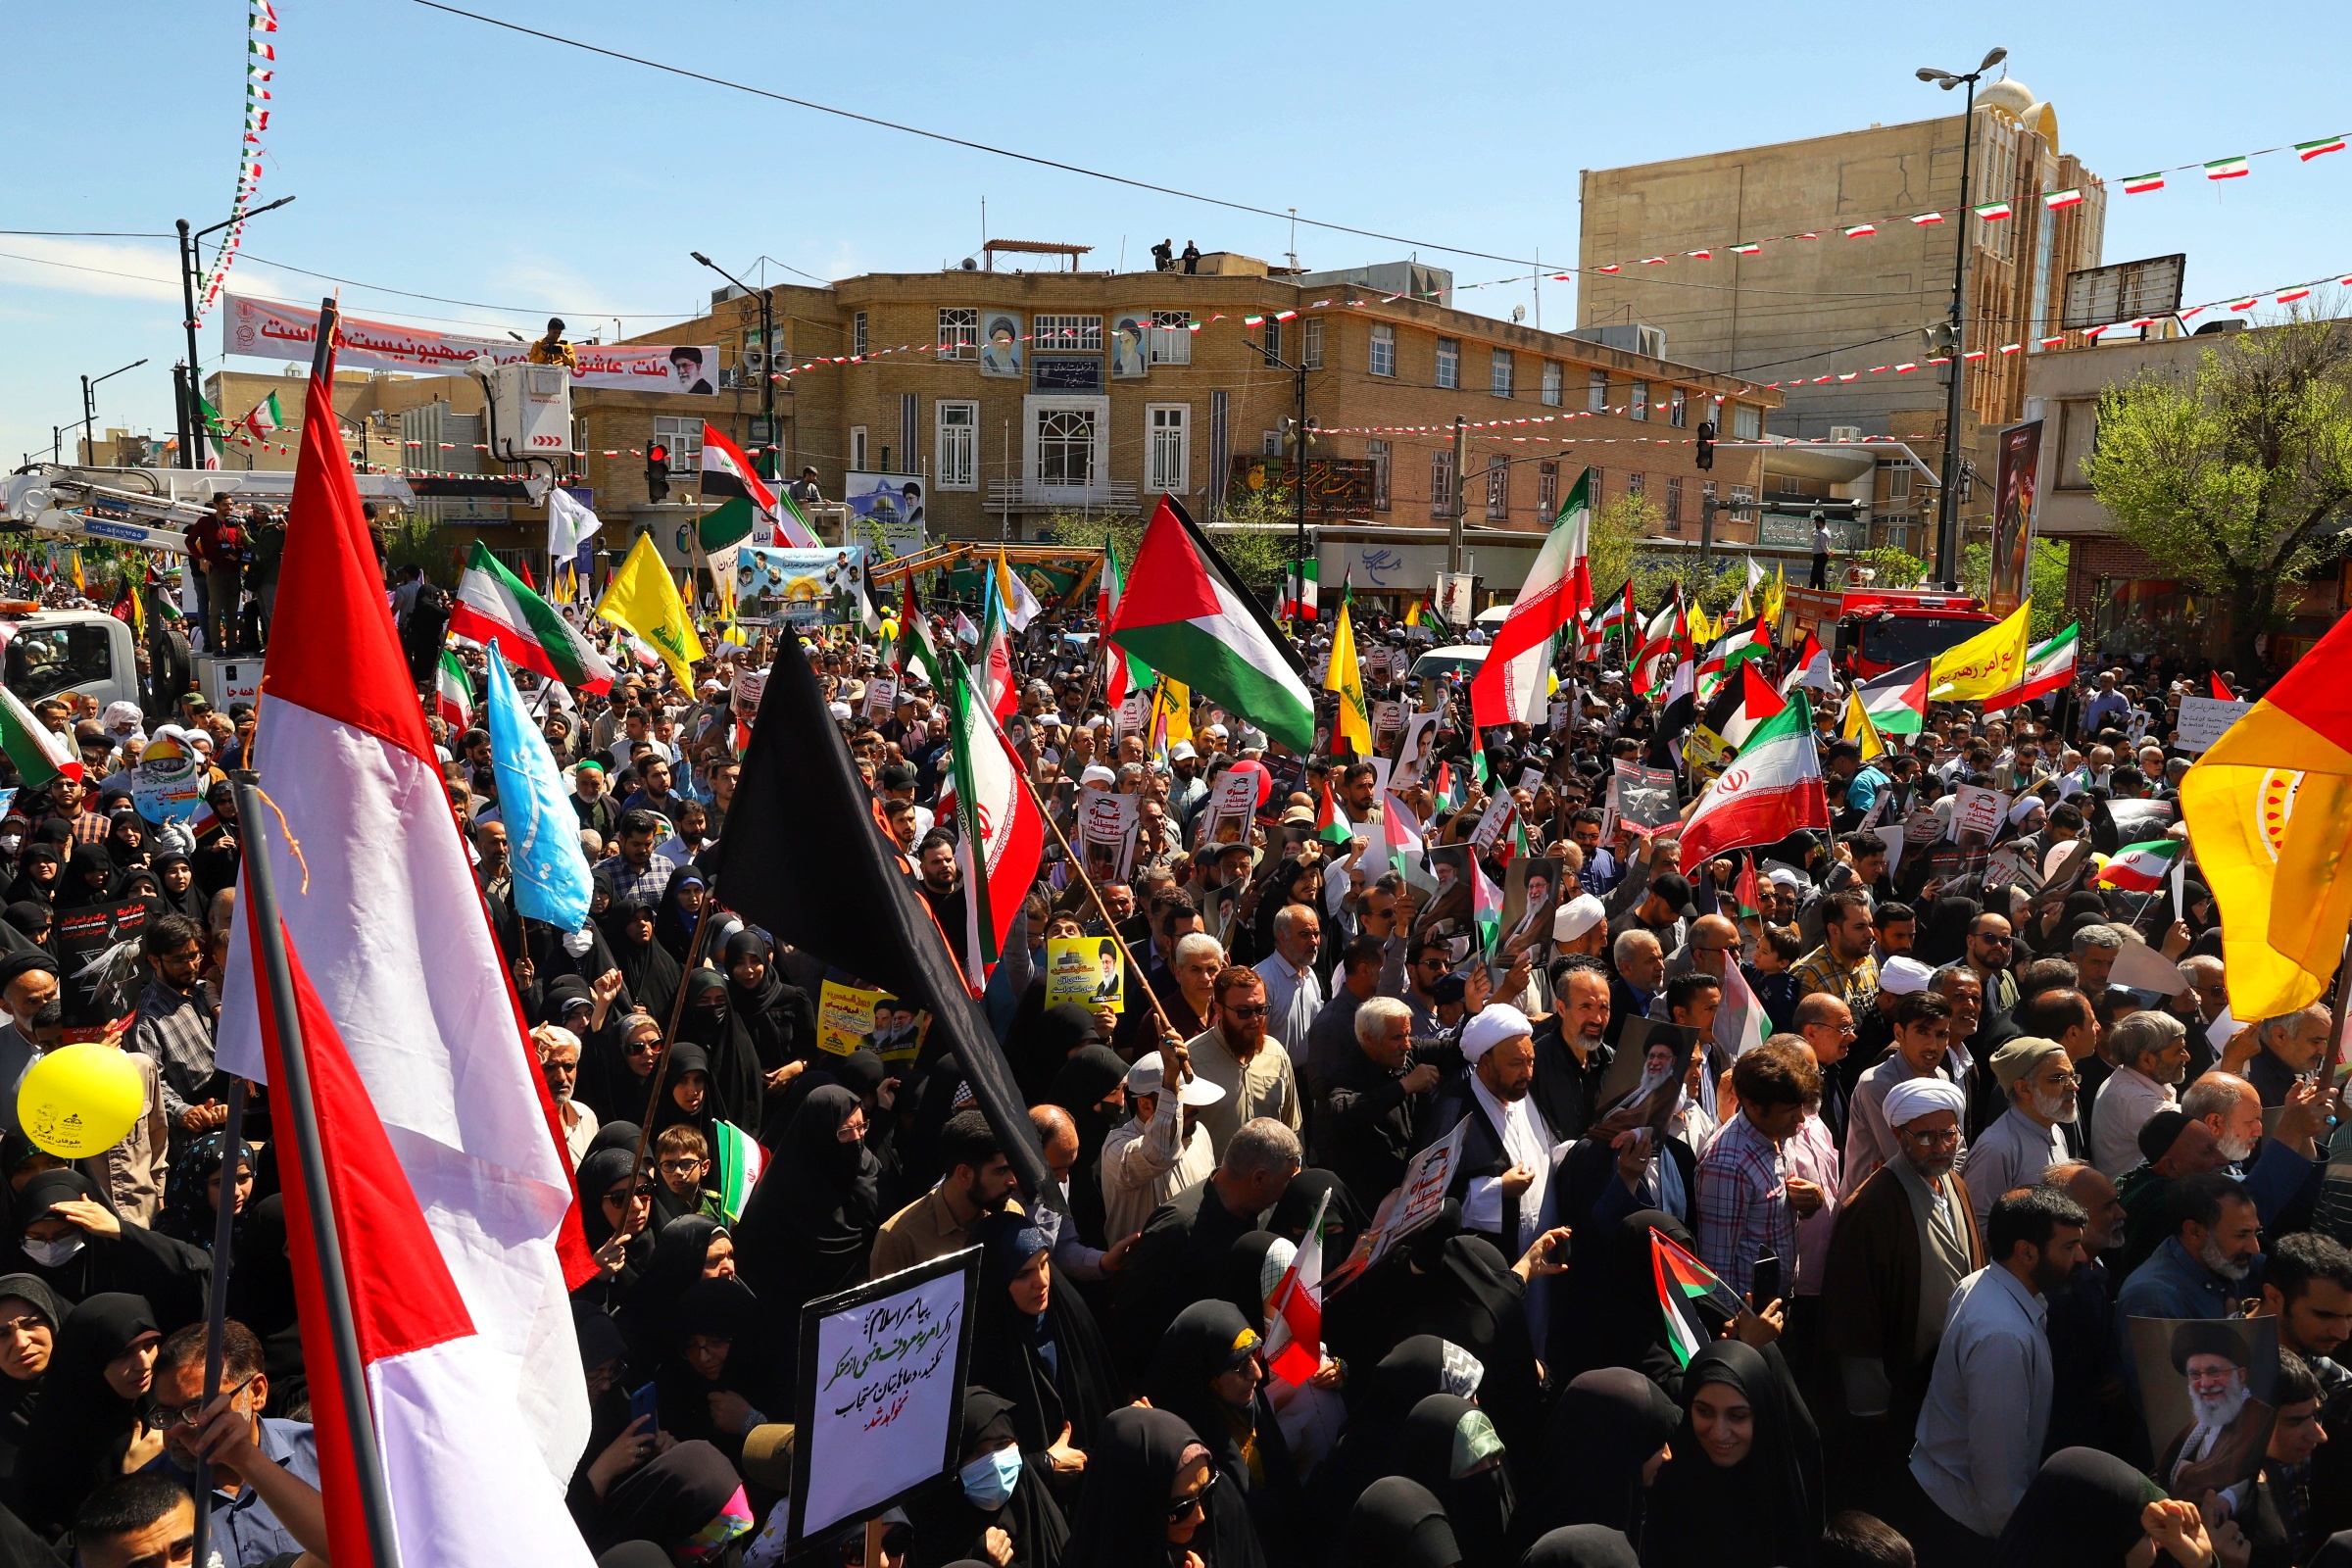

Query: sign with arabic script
left=222, top=293, right=716, bottom=392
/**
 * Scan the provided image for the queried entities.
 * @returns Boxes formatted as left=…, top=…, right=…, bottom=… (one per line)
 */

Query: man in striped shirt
left=1696, top=1039, right=1825, bottom=1298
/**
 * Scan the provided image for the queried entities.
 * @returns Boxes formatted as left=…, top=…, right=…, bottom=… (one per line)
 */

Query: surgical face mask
left=958, top=1446, right=1022, bottom=1510
left=0, top=836, right=19, bottom=857
left=21, top=1235, right=81, bottom=1269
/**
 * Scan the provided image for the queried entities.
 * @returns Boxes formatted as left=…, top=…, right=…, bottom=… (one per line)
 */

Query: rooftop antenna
left=1287, top=207, right=1298, bottom=271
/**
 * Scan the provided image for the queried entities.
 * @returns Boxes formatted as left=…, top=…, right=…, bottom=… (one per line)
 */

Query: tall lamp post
left=80, top=359, right=149, bottom=466
left=176, top=195, right=298, bottom=469
left=1915, top=47, right=2006, bottom=589
left=690, top=252, right=776, bottom=479
left=1249, top=328, right=1312, bottom=624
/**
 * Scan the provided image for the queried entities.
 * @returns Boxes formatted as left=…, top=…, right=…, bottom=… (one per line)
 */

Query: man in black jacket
left=1317, top=996, right=1433, bottom=1205
left=1111, top=1116, right=1301, bottom=1378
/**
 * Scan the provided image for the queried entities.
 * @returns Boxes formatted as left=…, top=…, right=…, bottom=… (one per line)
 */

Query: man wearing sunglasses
left=139, top=1320, right=327, bottom=1566
left=1964, top=912, right=2020, bottom=1016
left=1184, top=967, right=1300, bottom=1161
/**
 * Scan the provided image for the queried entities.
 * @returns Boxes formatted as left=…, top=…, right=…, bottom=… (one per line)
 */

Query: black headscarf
left=588, top=1438, right=749, bottom=1559
left=1269, top=1168, right=1368, bottom=1265
left=54, top=842, right=115, bottom=908
left=1401, top=1208, right=1544, bottom=1470
left=0, top=906, right=51, bottom=950
left=0, top=1273, right=61, bottom=1495
left=1390, top=1393, right=1513, bottom=1568
left=1988, top=1446, right=2166, bottom=1568
left=1066, top=1404, right=1264, bottom=1568
left=720, top=929, right=808, bottom=1078
left=1144, top=1298, right=1266, bottom=1488
left=1519, top=1525, right=1641, bottom=1568
left=17, top=1293, right=157, bottom=1536
left=9, top=845, right=61, bottom=909
left=1308, top=1333, right=1487, bottom=1540
left=602, top=897, right=681, bottom=1025
left=1558, top=1208, right=1719, bottom=1396
left=617, top=1214, right=726, bottom=1379
left=906, top=1388, right=1070, bottom=1568
left=651, top=869, right=709, bottom=962
left=1340, top=1476, right=1460, bottom=1568
left=1642, top=1341, right=1822, bottom=1568
left=1219, top=1232, right=1293, bottom=1336
left=733, top=1085, right=879, bottom=1342
left=1043, top=1044, right=1126, bottom=1250
left=646, top=1039, right=719, bottom=1179
left=1513, top=1368, right=1678, bottom=1551
left=676, top=970, right=762, bottom=1136
left=655, top=1276, right=779, bottom=1462
left=966, top=1211, right=1119, bottom=1465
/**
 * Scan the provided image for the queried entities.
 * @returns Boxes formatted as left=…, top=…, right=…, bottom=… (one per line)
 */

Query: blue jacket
left=2114, top=1237, right=2243, bottom=1409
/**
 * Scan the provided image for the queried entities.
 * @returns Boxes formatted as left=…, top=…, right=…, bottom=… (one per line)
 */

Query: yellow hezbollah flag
left=597, top=532, right=706, bottom=688
left=1841, top=690, right=1887, bottom=760
left=1325, top=592, right=1372, bottom=756
left=1152, top=676, right=1193, bottom=753
left=1928, top=601, right=2033, bottom=701
left=1763, top=564, right=1786, bottom=629
left=2180, top=614, right=2352, bottom=1016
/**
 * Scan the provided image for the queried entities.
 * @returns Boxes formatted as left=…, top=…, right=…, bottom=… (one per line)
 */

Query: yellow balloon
left=879, top=617, right=901, bottom=641
left=18, top=1044, right=145, bottom=1158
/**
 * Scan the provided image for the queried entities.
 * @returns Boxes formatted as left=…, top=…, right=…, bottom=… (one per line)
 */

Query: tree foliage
left=2086, top=315, right=2352, bottom=670
left=1041, top=494, right=1293, bottom=602
left=1956, top=538, right=2072, bottom=640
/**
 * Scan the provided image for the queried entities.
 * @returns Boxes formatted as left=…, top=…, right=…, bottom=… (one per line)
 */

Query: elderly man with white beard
left=2156, top=1320, right=2275, bottom=1506
left=1958, top=1036, right=2077, bottom=1233
left=2116, top=1170, right=2265, bottom=1409
left=2179, top=1070, right=2328, bottom=1229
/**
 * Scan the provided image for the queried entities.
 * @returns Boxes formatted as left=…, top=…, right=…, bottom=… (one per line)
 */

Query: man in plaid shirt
left=1696, top=1040, right=1828, bottom=1298
left=1790, top=887, right=1881, bottom=1015
left=592, top=808, right=677, bottom=907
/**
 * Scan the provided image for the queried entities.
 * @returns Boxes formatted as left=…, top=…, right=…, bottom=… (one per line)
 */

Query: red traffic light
left=646, top=443, right=668, bottom=466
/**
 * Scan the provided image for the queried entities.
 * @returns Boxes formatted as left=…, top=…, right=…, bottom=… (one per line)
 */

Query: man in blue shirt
left=2115, top=1171, right=2263, bottom=1407
left=144, top=1321, right=325, bottom=1567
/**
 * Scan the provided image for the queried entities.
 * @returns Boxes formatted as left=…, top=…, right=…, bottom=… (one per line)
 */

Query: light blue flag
left=484, top=640, right=593, bottom=931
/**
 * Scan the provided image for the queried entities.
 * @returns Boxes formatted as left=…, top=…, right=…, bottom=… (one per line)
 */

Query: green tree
left=1851, top=545, right=1927, bottom=589
left=1956, top=538, right=2072, bottom=640
left=2085, top=314, right=2352, bottom=672
left=1042, top=497, right=1292, bottom=601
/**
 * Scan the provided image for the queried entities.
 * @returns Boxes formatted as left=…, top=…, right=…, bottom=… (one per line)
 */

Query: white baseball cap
left=1125, top=1053, right=1225, bottom=1106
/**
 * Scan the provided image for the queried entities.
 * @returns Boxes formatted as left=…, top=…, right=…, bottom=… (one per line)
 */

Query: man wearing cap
left=1844, top=988, right=1965, bottom=1199
left=1958, top=1037, right=2079, bottom=1232
left=2156, top=1320, right=2274, bottom=1500
left=1819, top=1073, right=1984, bottom=1503
left=1428, top=1004, right=1560, bottom=1259
left=1102, top=1045, right=1221, bottom=1246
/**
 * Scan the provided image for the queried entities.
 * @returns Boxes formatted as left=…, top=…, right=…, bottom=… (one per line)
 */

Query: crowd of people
left=0, top=558, right=2342, bottom=1568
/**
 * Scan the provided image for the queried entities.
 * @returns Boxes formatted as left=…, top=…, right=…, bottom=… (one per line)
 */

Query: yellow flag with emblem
left=1841, top=689, right=1887, bottom=760
left=1325, top=592, right=1372, bottom=756
left=597, top=532, right=706, bottom=688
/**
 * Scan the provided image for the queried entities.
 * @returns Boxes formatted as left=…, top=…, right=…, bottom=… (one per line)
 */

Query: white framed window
left=938, top=308, right=979, bottom=361
left=1436, top=337, right=1460, bottom=389
left=1537, top=461, right=1558, bottom=517
left=1262, top=429, right=1283, bottom=457
left=853, top=312, right=869, bottom=358
left=1589, top=369, right=1608, bottom=412
left=1431, top=449, right=1455, bottom=516
left=1630, top=380, right=1649, bottom=421
left=1259, top=319, right=1283, bottom=368
left=1369, top=323, right=1396, bottom=377
left=653, top=416, right=702, bottom=474
left=1301, top=318, right=1324, bottom=370
left=1485, top=455, right=1509, bottom=519
left=1670, top=388, right=1688, bottom=428
left=1146, top=404, right=1191, bottom=494
left=1732, top=403, right=1761, bottom=440
left=1368, top=439, right=1391, bottom=512
left=1028, top=399, right=1104, bottom=485
left=1666, top=475, right=1684, bottom=524
left=1491, top=349, right=1514, bottom=398
left=1542, top=362, right=1562, bottom=407
left=850, top=425, right=868, bottom=470
left=1149, top=310, right=1193, bottom=365
left=935, top=400, right=979, bottom=490
left=1033, top=314, right=1102, bottom=351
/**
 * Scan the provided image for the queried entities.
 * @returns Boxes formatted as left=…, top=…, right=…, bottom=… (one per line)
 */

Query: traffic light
left=1694, top=420, right=1716, bottom=470
left=645, top=442, right=669, bottom=502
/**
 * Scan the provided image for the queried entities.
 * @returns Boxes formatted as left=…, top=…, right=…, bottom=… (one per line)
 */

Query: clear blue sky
left=5, top=1, right=2345, bottom=466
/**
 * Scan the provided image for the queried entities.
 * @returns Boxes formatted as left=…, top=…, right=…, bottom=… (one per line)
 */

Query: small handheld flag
left=1652, top=1225, right=1747, bottom=1366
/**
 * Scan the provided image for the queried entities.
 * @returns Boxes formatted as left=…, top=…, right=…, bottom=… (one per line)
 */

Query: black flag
left=710, top=633, right=1055, bottom=1205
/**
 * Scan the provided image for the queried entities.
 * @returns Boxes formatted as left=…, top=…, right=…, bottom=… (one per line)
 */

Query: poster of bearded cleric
left=2128, top=1316, right=2279, bottom=1507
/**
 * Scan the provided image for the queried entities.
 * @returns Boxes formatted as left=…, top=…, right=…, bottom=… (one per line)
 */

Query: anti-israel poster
left=734, top=546, right=872, bottom=628
left=221, top=293, right=718, bottom=391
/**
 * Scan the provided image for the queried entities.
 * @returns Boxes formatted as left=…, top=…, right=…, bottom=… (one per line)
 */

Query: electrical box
left=479, top=360, right=572, bottom=465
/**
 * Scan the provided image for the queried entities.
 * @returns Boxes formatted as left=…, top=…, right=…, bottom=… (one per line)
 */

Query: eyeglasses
left=148, top=1373, right=258, bottom=1429
left=1222, top=1003, right=1269, bottom=1019
left=1972, top=934, right=2014, bottom=947
left=658, top=1157, right=706, bottom=1174
left=1164, top=1469, right=1220, bottom=1520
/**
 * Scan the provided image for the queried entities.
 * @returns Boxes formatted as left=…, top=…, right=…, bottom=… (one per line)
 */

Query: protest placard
left=1951, top=784, right=2010, bottom=847
left=2174, top=695, right=2252, bottom=755
left=2126, top=1315, right=2278, bottom=1503
left=1372, top=699, right=1404, bottom=751
left=789, top=1250, right=980, bottom=1545
left=55, top=900, right=150, bottom=1036
left=1045, top=936, right=1122, bottom=1012
left=861, top=675, right=897, bottom=720
left=815, top=979, right=886, bottom=1056
left=730, top=669, right=766, bottom=719
left=1363, top=1115, right=1471, bottom=1265
left=1079, top=791, right=1140, bottom=884
left=1199, top=770, right=1258, bottom=848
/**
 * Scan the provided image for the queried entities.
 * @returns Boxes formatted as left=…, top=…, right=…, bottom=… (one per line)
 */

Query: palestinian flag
left=1470, top=467, right=1593, bottom=729
left=1678, top=692, right=1829, bottom=872
left=1780, top=629, right=1834, bottom=695
left=2210, top=672, right=2235, bottom=701
left=1106, top=497, right=1315, bottom=754
left=1856, top=659, right=1930, bottom=736
left=1281, top=558, right=1320, bottom=620
left=1715, top=660, right=1788, bottom=751
left=1715, top=953, right=1772, bottom=1061
left=1695, top=614, right=1772, bottom=704
left=1980, top=621, right=2082, bottom=713
left=1313, top=779, right=1351, bottom=846
left=0, top=686, right=79, bottom=788
left=434, top=650, right=474, bottom=728
left=244, top=390, right=282, bottom=441
left=1594, top=579, right=1637, bottom=646
left=2096, top=838, right=2184, bottom=893
left=1652, top=1225, right=1748, bottom=1366
left=1474, top=860, right=1504, bottom=956
left=1733, top=855, right=1761, bottom=919
left=712, top=1118, right=765, bottom=1224
left=698, top=422, right=796, bottom=549
left=449, top=541, right=616, bottom=695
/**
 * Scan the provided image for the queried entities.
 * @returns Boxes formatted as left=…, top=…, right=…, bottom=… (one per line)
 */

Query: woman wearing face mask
left=906, top=1389, right=1068, bottom=1568
left=0, top=1273, right=61, bottom=1496
left=1066, top=1403, right=1262, bottom=1568
left=4, top=1167, right=207, bottom=1323
left=675, top=971, right=762, bottom=1137
left=1640, top=1340, right=1822, bottom=1568
left=16, top=1292, right=160, bottom=1537
left=1146, top=1300, right=1302, bottom=1564
left=731, top=1086, right=880, bottom=1358
left=1385, top=1394, right=1513, bottom=1568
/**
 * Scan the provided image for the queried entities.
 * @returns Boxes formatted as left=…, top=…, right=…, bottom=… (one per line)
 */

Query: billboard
left=733, top=545, right=872, bottom=627
left=1988, top=419, right=2043, bottom=617
left=222, top=293, right=716, bottom=391
left=842, top=471, right=926, bottom=560
left=2061, top=254, right=2186, bottom=332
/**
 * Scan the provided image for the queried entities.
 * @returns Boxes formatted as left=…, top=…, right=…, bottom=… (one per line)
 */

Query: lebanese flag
left=1980, top=621, right=2082, bottom=713
left=220, top=332, right=596, bottom=1483
left=434, top=651, right=473, bottom=728
left=1678, top=692, right=1830, bottom=871
left=1780, top=629, right=1834, bottom=695
left=946, top=654, right=1046, bottom=987
left=1472, top=468, right=1592, bottom=729
left=1261, top=1190, right=1328, bottom=1386
left=243, top=912, right=595, bottom=1568
left=450, top=542, right=616, bottom=695
left=2210, top=672, right=2235, bottom=701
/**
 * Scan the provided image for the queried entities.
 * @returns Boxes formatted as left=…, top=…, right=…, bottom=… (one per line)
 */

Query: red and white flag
left=220, top=334, right=596, bottom=1485
left=1471, top=468, right=1592, bottom=729
left=1261, top=1190, right=1327, bottom=1385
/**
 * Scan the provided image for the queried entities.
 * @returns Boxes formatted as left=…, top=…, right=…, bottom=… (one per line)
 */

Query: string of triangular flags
left=195, top=1, right=279, bottom=321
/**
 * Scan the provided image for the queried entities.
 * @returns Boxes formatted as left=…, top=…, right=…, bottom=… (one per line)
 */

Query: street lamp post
left=80, top=358, right=148, bottom=466
left=176, top=195, right=297, bottom=468
left=690, top=252, right=776, bottom=479
left=1915, top=47, right=2006, bottom=589
left=1250, top=329, right=1313, bottom=624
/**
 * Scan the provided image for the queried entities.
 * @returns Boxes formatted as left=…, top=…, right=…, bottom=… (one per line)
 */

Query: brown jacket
left=1818, top=1159, right=1986, bottom=1427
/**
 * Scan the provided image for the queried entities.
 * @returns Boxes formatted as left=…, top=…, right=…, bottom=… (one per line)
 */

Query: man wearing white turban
left=1423, top=1004, right=1561, bottom=1259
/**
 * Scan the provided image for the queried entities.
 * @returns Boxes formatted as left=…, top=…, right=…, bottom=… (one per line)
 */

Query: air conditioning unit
left=717, top=368, right=745, bottom=391
left=1829, top=425, right=1863, bottom=443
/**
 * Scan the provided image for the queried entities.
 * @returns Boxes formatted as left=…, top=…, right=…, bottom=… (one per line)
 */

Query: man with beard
left=2180, top=1070, right=2327, bottom=1229
left=2117, top=1172, right=2264, bottom=1408
left=1960, top=1036, right=2078, bottom=1233
left=1427, top=1004, right=1558, bottom=1260
left=1906, top=1186, right=2087, bottom=1558
left=870, top=1108, right=1018, bottom=1276
left=2157, top=1321, right=2275, bottom=1503
left=2038, top=1160, right=2138, bottom=1456
left=2092, top=1009, right=2191, bottom=1178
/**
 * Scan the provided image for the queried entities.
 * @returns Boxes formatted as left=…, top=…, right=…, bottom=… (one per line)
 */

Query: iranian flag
left=1280, top=558, right=1320, bottom=620
left=0, top=686, right=80, bottom=787
left=1652, top=1225, right=1748, bottom=1366
left=946, top=653, right=1046, bottom=987
left=450, top=542, right=616, bottom=695
left=1678, top=692, right=1829, bottom=872
left=1106, top=498, right=1315, bottom=754
left=1973, top=200, right=2014, bottom=220
left=435, top=650, right=474, bottom=728
left=1980, top=621, right=2082, bottom=713
left=244, top=390, right=283, bottom=442
left=2043, top=187, right=2085, bottom=209
left=1098, top=539, right=1152, bottom=708
left=977, top=577, right=1016, bottom=722
left=1715, top=953, right=1772, bottom=1060
left=1630, top=590, right=1683, bottom=698
left=1856, top=659, right=1930, bottom=735
left=1781, top=629, right=1834, bottom=694
left=1471, top=468, right=1592, bottom=729
left=713, top=1119, right=764, bottom=1224
left=1261, top=1190, right=1327, bottom=1386
left=2097, top=838, right=2184, bottom=893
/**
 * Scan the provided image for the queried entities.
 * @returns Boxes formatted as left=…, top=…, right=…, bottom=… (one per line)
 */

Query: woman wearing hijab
left=146, top=850, right=207, bottom=927
left=566, top=1304, right=639, bottom=1522
left=674, top=973, right=762, bottom=1137
left=1146, top=1300, right=1302, bottom=1564
left=966, top=1212, right=1117, bottom=1502
left=1555, top=1208, right=1720, bottom=1397
left=1305, top=1335, right=1488, bottom=1550
left=1388, top=1394, right=1513, bottom=1568
left=1640, top=1341, right=1822, bottom=1568
left=223, top=1194, right=305, bottom=1420
left=906, top=1388, right=1069, bottom=1568
left=1009, top=1003, right=1107, bottom=1110
left=1517, top=1526, right=1641, bottom=1568
left=1340, top=1476, right=1461, bottom=1568
left=1043, top=1045, right=1126, bottom=1253
left=720, top=931, right=814, bottom=1088
left=1268, top=1170, right=1367, bottom=1267
left=1510, top=1369, right=1678, bottom=1554
left=574, top=1145, right=654, bottom=1315
left=16, top=1293, right=159, bottom=1537
left=602, top=897, right=682, bottom=1027
left=645, top=1038, right=721, bottom=1154
left=0, top=905, right=50, bottom=954
left=1389, top=1206, right=1546, bottom=1473
left=1066, top=1403, right=1263, bottom=1568
left=102, top=811, right=148, bottom=875
left=8, top=845, right=61, bottom=909
left=1987, top=1447, right=2167, bottom=1568
left=732, top=1086, right=879, bottom=1354
left=616, top=1214, right=734, bottom=1379
left=153, top=1131, right=252, bottom=1251
left=584, top=1438, right=754, bottom=1562
left=53, top=843, right=115, bottom=909
left=0, top=1274, right=61, bottom=1499
left=3, top=1168, right=206, bottom=1323
left=655, top=1276, right=781, bottom=1468
left=652, top=869, right=710, bottom=963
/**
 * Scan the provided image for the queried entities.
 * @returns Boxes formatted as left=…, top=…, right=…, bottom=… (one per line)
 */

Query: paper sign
left=1393, top=710, right=1443, bottom=788
left=789, top=1250, right=979, bottom=1545
left=730, top=669, right=767, bottom=719
left=1372, top=699, right=1404, bottom=750
left=1045, top=936, right=1123, bottom=1012
left=1951, top=784, right=2010, bottom=847
left=2175, top=696, right=2252, bottom=756
left=1199, top=771, right=1258, bottom=848
left=2108, top=937, right=2190, bottom=997
left=1470, top=798, right=1517, bottom=856
left=130, top=726, right=207, bottom=824
left=1366, top=1115, right=1471, bottom=1264
left=815, top=979, right=886, bottom=1056
left=861, top=675, right=897, bottom=719
left=1116, top=690, right=1150, bottom=741
left=2207, top=1006, right=2238, bottom=1054
left=1873, top=823, right=1908, bottom=875
left=55, top=899, right=150, bottom=1032
left=1079, top=790, right=1140, bottom=884
left=1902, top=803, right=1944, bottom=847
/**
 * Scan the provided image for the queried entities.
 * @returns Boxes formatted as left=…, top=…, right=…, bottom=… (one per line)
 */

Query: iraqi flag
left=701, top=422, right=813, bottom=548
left=1106, top=497, right=1315, bottom=754
left=1652, top=1225, right=1748, bottom=1366
left=434, top=650, right=474, bottom=728
left=219, top=327, right=597, bottom=1484
left=1980, top=621, right=2082, bottom=714
left=242, top=911, right=596, bottom=1568
left=946, top=652, right=1046, bottom=987
left=1678, top=691, right=1830, bottom=872
left=450, top=542, right=616, bottom=695
left=1780, top=629, right=1835, bottom=695
left=1471, top=467, right=1592, bottom=729
left=1261, top=1188, right=1328, bottom=1386
left=2096, top=838, right=2184, bottom=892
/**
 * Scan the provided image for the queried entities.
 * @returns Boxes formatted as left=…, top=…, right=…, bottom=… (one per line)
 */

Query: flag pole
left=1012, top=764, right=1186, bottom=1053
left=627, top=910, right=720, bottom=1191
left=189, top=1075, right=250, bottom=1568
left=236, top=774, right=405, bottom=1568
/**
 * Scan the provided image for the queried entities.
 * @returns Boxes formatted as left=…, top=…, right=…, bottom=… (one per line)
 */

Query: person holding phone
left=1694, top=1042, right=1821, bottom=1302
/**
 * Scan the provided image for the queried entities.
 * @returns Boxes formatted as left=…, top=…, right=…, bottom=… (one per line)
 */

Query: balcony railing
left=986, top=478, right=1142, bottom=514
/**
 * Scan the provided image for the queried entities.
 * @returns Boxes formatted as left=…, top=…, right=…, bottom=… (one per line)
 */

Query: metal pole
left=1935, top=85, right=1979, bottom=589
left=1294, top=357, right=1308, bottom=626
left=81, top=375, right=94, bottom=467
left=1447, top=416, right=1468, bottom=573
left=177, top=220, right=202, bottom=469
left=189, top=1075, right=252, bottom=1568
left=760, top=291, right=775, bottom=482
left=234, top=774, right=405, bottom=1568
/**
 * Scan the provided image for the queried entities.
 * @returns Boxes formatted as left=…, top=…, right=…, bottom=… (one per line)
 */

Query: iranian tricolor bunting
left=0, top=686, right=80, bottom=788
left=2096, top=838, right=2184, bottom=892
left=1106, top=497, right=1315, bottom=753
left=1980, top=622, right=2081, bottom=713
left=450, top=541, right=616, bottom=694
left=1471, top=468, right=1592, bottom=728
left=1678, top=691, right=1830, bottom=871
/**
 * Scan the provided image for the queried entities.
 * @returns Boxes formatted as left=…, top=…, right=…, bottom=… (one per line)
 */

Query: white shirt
left=2091, top=1064, right=2177, bottom=1178
left=1463, top=1074, right=1558, bottom=1250
left=1252, top=952, right=1325, bottom=1066
left=1911, top=1264, right=2052, bottom=1539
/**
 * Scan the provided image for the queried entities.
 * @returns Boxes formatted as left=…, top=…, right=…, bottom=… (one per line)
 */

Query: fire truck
left=1780, top=586, right=2001, bottom=680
